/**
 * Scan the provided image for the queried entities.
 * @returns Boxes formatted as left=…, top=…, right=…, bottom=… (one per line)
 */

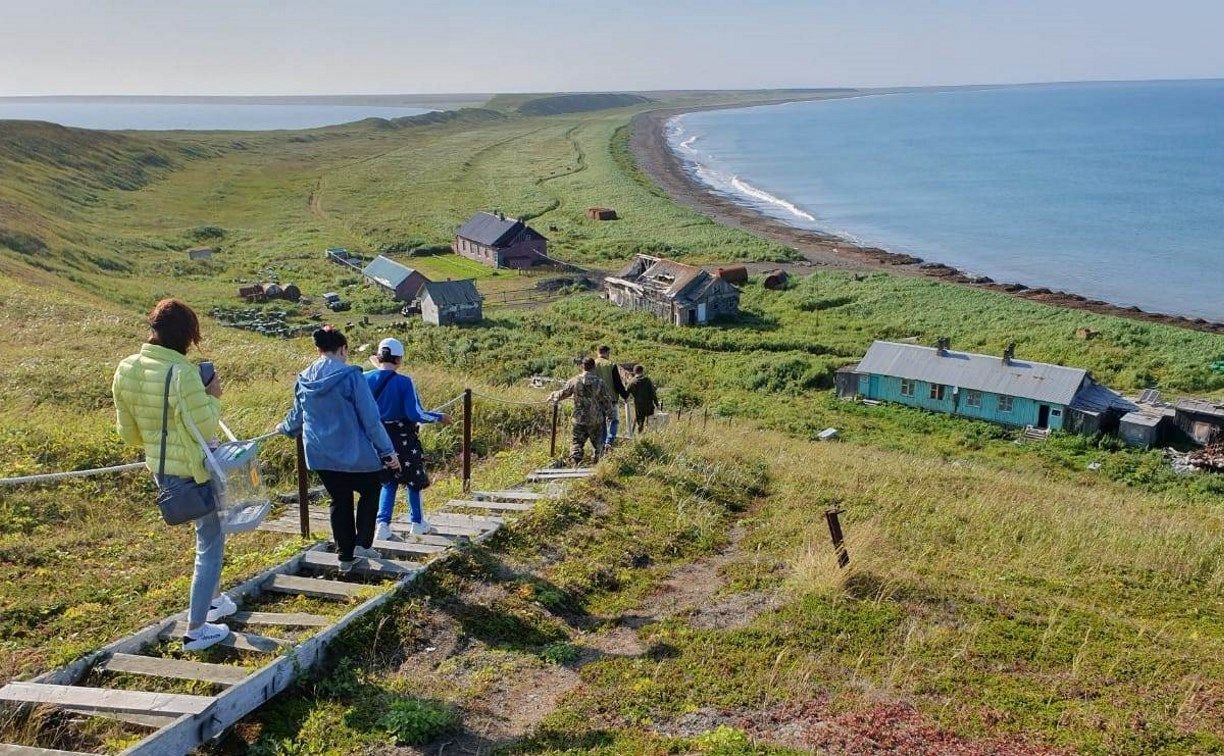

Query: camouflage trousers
left=570, top=422, right=604, bottom=465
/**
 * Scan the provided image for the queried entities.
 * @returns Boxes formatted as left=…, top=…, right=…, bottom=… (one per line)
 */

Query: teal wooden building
left=838, top=340, right=1133, bottom=433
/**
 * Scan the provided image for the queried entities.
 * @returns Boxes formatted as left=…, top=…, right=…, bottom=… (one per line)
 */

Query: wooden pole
left=549, top=401, right=559, bottom=458
left=462, top=388, right=472, bottom=493
left=825, top=506, right=850, bottom=568
left=295, top=436, right=311, bottom=539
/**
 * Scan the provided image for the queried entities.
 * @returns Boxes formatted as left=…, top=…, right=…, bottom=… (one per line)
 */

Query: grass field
left=0, top=91, right=1221, bottom=753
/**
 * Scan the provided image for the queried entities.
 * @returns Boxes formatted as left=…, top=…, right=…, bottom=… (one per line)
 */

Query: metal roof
left=610, top=255, right=727, bottom=302
left=1068, top=381, right=1136, bottom=414
left=456, top=212, right=546, bottom=247
left=362, top=255, right=418, bottom=289
left=1175, top=398, right=1224, bottom=419
left=421, top=279, right=482, bottom=308
left=857, top=341, right=1089, bottom=405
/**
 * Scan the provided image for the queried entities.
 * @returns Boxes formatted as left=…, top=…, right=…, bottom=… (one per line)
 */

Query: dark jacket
left=626, top=375, right=659, bottom=418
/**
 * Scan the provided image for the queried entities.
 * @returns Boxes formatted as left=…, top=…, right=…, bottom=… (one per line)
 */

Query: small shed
left=362, top=255, right=429, bottom=302
left=1174, top=398, right=1224, bottom=445
left=763, top=269, right=790, bottom=290
left=1119, top=412, right=1164, bottom=447
left=420, top=280, right=483, bottom=326
left=586, top=207, right=618, bottom=221
left=835, top=364, right=862, bottom=399
left=187, top=246, right=215, bottom=260
left=715, top=266, right=749, bottom=285
left=237, top=285, right=266, bottom=302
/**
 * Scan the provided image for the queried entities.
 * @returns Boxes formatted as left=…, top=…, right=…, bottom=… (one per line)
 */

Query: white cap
left=376, top=338, right=404, bottom=358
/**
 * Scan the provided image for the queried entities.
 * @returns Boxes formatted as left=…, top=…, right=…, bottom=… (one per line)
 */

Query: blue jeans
left=378, top=481, right=424, bottom=524
left=159, top=475, right=224, bottom=628
left=604, top=408, right=620, bottom=446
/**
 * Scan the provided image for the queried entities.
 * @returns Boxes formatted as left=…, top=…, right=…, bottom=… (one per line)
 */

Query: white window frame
left=900, top=379, right=915, bottom=397
left=966, top=390, right=982, bottom=408
left=998, top=395, right=1014, bottom=413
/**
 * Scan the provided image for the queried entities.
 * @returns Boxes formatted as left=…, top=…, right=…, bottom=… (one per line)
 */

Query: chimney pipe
left=1002, top=341, right=1016, bottom=364
left=935, top=336, right=950, bottom=356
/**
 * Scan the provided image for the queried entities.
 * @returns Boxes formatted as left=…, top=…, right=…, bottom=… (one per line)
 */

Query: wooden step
left=64, top=708, right=179, bottom=728
left=229, top=611, right=331, bottom=628
left=299, top=551, right=421, bottom=577
left=531, top=468, right=593, bottom=476
left=160, top=622, right=289, bottom=653
left=472, top=490, right=548, bottom=501
left=445, top=498, right=532, bottom=512
left=264, top=574, right=366, bottom=600
left=431, top=511, right=506, bottom=527
left=257, top=520, right=445, bottom=554
left=0, top=745, right=96, bottom=755
left=99, top=653, right=250, bottom=686
left=0, top=682, right=212, bottom=716
left=274, top=514, right=482, bottom=542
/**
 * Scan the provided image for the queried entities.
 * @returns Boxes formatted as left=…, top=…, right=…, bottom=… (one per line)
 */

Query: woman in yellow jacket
left=112, top=300, right=234, bottom=651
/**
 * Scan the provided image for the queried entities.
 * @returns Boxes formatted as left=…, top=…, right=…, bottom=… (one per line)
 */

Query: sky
left=1, top=0, right=1222, bottom=96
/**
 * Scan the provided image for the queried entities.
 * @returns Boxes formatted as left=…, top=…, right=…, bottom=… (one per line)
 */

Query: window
left=900, top=379, right=915, bottom=397
left=1051, top=409, right=1062, bottom=417
left=929, top=383, right=946, bottom=401
left=998, top=395, right=1014, bottom=413
left=966, top=390, right=982, bottom=408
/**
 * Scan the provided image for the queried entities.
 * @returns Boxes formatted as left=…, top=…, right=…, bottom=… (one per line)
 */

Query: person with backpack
left=364, top=338, right=450, bottom=540
left=278, top=327, right=400, bottom=574
left=112, top=299, right=234, bottom=651
left=549, top=357, right=613, bottom=466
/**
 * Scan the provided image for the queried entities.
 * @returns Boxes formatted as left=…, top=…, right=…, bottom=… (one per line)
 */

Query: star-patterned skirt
left=382, top=420, right=431, bottom=490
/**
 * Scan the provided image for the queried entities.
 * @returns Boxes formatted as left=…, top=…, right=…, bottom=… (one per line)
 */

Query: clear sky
left=2, top=0, right=1221, bottom=96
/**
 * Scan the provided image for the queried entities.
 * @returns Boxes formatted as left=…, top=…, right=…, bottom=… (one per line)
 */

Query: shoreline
left=629, top=101, right=1224, bottom=335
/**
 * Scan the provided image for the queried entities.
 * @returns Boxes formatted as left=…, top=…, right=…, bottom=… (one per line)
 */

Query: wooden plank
left=264, top=574, right=366, bottom=600
left=431, top=511, right=506, bottom=527
left=370, top=538, right=446, bottom=556
left=266, top=515, right=480, bottom=544
left=300, top=551, right=421, bottom=577
left=121, top=570, right=421, bottom=756
left=64, top=708, right=180, bottom=729
left=0, top=745, right=96, bottom=755
left=160, top=622, right=288, bottom=654
left=446, top=498, right=532, bottom=511
left=229, top=611, right=331, bottom=628
left=100, top=653, right=250, bottom=687
left=533, top=467, right=594, bottom=475
left=0, top=682, right=212, bottom=716
left=472, top=490, right=548, bottom=501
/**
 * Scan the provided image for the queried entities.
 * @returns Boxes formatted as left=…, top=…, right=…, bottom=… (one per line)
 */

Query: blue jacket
left=364, top=368, right=444, bottom=424
left=279, top=356, right=394, bottom=473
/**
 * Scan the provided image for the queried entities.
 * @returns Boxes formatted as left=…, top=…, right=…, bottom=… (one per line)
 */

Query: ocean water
left=0, top=101, right=431, bottom=131
left=670, top=81, right=1224, bottom=321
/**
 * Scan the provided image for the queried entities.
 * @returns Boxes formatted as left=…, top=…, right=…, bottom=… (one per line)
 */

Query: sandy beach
left=630, top=103, right=1224, bottom=334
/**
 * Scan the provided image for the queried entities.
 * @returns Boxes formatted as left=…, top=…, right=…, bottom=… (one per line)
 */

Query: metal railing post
left=462, top=388, right=473, bottom=493
left=825, top=506, right=850, bottom=568
left=550, top=402, right=559, bottom=458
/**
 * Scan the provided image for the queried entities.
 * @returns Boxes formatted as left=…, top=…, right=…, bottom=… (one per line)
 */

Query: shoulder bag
left=154, top=366, right=217, bottom=525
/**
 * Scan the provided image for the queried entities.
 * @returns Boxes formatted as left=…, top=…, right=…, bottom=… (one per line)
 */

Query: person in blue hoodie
left=278, top=327, right=399, bottom=573
left=365, top=338, right=450, bottom=540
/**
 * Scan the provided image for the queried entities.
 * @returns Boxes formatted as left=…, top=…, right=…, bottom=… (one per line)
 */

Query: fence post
left=462, top=388, right=473, bottom=493
left=549, top=401, right=559, bottom=458
left=825, top=506, right=850, bottom=568
left=295, top=435, right=311, bottom=539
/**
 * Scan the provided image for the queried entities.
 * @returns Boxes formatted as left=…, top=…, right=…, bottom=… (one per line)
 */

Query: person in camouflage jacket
left=549, top=357, right=613, bottom=466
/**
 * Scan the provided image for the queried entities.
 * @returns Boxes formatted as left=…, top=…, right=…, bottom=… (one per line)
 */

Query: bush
left=189, top=225, right=226, bottom=240
left=377, top=697, right=459, bottom=745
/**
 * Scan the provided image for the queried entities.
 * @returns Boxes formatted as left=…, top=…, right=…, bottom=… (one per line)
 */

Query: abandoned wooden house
left=838, top=340, right=1135, bottom=433
left=604, top=255, right=740, bottom=326
left=420, top=280, right=483, bottom=326
left=1174, top=398, right=1224, bottom=445
left=187, top=246, right=215, bottom=260
left=586, top=207, right=618, bottom=221
left=454, top=212, right=549, bottom=269
left=362, top=256, right=429, bottom=302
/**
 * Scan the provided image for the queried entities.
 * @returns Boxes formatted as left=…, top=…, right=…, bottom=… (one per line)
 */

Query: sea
left=0, top=100, right=432, bottom=131
left=669, top=80, right=1224, bottom=322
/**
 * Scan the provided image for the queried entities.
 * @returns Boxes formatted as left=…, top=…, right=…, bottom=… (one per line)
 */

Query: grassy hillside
left=0, top=91, right=1220, bottom=753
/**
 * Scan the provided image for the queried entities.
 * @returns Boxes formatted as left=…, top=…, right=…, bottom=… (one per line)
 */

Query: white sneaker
left=409, top=520, right=435, bottom=536
left=374, top=522, right=400, bottom=543
left=206, top=594, right=237, bottom=622
left=337, top=559, right=355, bottom=575
left=183, top=622, right=230, bottom=651
left=354, top=545, right=382, bottom=559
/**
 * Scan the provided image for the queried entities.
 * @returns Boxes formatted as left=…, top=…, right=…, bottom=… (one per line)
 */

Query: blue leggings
left=377, top=481, right=424, bottom=524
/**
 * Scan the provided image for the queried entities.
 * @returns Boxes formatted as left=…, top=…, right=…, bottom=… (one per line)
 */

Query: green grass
left=0, top=90, right=1221, bottom=753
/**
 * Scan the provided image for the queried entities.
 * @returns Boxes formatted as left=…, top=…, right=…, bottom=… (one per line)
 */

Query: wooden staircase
left=0, top=467, right=593, bottom=755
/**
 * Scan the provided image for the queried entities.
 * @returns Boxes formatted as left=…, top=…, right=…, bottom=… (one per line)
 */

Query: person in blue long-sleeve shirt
left=364, top=338, right=450, bottom=540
